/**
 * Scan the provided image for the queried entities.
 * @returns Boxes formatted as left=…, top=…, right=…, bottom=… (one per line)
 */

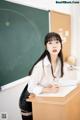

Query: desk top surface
left=27, top=85, right=80, bottom=105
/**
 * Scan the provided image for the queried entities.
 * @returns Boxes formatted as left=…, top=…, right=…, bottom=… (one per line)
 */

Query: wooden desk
left=27, top=85, right=80, bottom=120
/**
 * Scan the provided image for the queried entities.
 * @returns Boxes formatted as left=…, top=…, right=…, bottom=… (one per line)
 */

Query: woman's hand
left=42, top=84, right=59, bottom=93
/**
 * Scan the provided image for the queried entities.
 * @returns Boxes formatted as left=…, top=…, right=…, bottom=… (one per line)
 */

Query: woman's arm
left=28, top=60, right=60, bottom=95
left=42, top=84, right=59, bottom=93
left=28, top=61, right=44, bottom=95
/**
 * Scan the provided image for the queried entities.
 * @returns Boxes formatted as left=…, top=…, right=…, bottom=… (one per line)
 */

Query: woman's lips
left=53, top=49, right=57, bottom=52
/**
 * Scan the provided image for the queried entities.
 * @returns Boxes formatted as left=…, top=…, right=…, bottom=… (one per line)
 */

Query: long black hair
left=28, top=32, right=64, bottom=77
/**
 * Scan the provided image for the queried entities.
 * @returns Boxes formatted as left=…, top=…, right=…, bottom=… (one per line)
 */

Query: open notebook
left=37, top=79, right=77, bottom=97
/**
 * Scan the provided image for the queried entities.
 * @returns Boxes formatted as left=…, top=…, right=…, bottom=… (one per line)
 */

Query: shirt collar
left=43, top=55, right=61, bottom=77
left=43, top=56, right=51, bottom=66
left=43, top=55, right=61, bottom=69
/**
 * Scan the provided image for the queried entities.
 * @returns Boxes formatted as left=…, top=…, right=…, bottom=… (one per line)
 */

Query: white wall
left=1, top=1, right=80, bottom=120
left=0, top=77, right=29, bottom=120
left=70, top=5, right=80, bottom=65
left=6, top=0, right=53, bottom=10
left=6, top=0, right=72, bottom=13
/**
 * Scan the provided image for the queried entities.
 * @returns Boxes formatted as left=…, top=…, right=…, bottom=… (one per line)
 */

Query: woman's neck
left=51, top=55, right=57, bottom=65
left=50, top=55, right=58, bottom=76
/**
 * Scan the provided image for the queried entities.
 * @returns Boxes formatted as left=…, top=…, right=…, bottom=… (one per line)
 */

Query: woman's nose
left=52, top=44, right=56, bottom=48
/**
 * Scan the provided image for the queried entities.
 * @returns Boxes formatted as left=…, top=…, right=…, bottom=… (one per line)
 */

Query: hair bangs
left=44, top=32, right=62, bottom=45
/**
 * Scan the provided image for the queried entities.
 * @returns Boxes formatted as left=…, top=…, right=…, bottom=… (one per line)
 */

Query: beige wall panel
left=50, top=11, right=71, bottom=61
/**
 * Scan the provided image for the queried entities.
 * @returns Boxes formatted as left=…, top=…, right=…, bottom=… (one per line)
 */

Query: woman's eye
left=48, top=42, right=52, bottom=44
left=56, top=41, right=59, bottom=44
left=48, top=41, right=59, bottom=44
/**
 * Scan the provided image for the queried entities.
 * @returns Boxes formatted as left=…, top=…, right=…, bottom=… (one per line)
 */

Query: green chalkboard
left=0, top=0, right=49, bottom=86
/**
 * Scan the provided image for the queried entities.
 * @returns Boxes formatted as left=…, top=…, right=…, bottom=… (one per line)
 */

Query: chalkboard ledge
left=1, top=76, right=30, bottom=91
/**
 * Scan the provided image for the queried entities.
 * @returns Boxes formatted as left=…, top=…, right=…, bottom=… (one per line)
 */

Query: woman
left=19, top=32, right=64, bottom=120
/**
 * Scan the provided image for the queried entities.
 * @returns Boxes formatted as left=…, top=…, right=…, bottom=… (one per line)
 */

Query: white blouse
left=28, top=56, right=62, bottom=95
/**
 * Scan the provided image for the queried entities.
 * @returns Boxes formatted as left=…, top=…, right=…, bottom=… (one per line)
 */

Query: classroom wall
left=71, top=6, right=80, bottom=64
left=0, top=1, right=80, bottom=120
left=0, top=77, right=29, bottom=120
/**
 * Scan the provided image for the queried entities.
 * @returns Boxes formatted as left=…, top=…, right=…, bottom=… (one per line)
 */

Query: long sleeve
left=28, top=61, right=44, bottom=95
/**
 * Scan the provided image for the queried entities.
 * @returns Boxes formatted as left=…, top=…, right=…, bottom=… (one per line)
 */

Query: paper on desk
left=58, top=79, right=78, bottom=87
left=37, top=79, right=77, bottom=97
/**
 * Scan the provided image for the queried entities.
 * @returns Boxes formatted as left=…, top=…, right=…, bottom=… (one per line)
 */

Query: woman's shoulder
left=33, top=55, right=49, bottom=70
left=34, top=60, right=43, bottom=69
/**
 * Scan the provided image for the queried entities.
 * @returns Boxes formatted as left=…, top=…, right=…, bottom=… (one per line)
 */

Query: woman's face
left=46, top=38, right=61, bottom=56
